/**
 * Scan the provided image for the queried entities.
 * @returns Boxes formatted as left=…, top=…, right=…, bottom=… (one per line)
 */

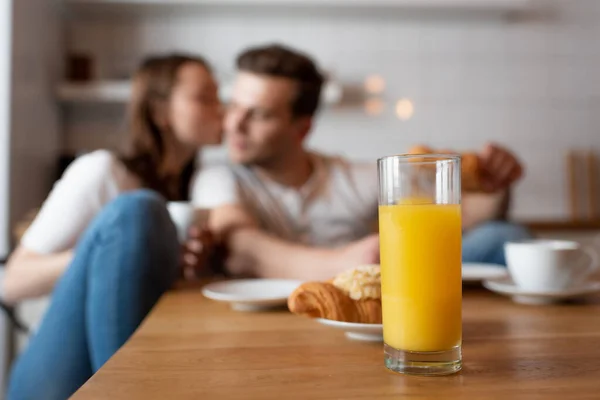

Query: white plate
left=315, top=318, right=383, bottom=342
left=360, top=263, right=506, bottom=283
left=202, top=279, right=302, bottom=311
left=483, top=277, right=600, bottom=305
left=462, top=263, right=508, bottom=282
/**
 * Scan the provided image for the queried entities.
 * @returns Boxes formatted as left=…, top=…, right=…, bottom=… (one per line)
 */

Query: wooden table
left=73, top=287, right=600, bottom=399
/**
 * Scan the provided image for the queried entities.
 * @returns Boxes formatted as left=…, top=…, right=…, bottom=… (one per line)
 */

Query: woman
left=4, top=54, right=222, bottom=399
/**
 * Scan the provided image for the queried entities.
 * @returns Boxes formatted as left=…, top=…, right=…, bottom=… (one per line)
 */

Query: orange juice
left=379, top=203, right=462, bottom=352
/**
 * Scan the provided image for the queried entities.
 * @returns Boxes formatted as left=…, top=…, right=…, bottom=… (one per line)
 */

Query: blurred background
left=1, top=0, right=600, bottom=393
left=2, top=0, right=600, bottom=258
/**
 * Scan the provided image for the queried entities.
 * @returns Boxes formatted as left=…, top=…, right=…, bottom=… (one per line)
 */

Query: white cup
left=504, top=240, right=599, bottom=292
left=166, top=202, right=208, bottom=243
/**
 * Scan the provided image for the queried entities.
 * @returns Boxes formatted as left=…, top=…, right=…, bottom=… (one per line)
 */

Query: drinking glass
left=378, top=154, right=462, bottom=376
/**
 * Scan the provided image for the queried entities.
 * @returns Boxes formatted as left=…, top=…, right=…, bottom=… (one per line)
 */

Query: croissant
left=288, top=282, right=382, bottom=324
left=407, top=145, right=484, bottom=192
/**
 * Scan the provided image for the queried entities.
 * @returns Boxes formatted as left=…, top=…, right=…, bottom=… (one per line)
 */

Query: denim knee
left=463, top=221, right=532, bottom=265
left=106, top=189, right=166, bottom=218
left=99, top=189, right=171, bottom=230
left=477, top=221, right=532, bottom=244
left=82, top=189, right=179, bottom=260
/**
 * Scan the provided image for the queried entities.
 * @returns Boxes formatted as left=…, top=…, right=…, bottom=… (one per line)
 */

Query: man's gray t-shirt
left=191, top=153, right=378, bottom=247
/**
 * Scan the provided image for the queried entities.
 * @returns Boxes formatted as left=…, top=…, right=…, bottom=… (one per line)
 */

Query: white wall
left=10, top=0, right=61, bottom=242
left=0, top=2, right=12, bottom=396
left=0, top=0, right=12, bottom=258
left=64, top=0, right=600, bottom=219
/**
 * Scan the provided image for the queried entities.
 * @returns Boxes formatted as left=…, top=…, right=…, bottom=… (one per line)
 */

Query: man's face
left=224, top=72, right=308, bottom=166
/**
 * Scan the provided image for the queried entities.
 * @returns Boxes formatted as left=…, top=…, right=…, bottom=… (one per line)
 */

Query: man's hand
left=181, top=226, right=216, bottom=280
left=223, top=227, right=380, bottom=281
left=479, top=143, right=524, bottom=192
left=330, top=234, right=380, bottom=275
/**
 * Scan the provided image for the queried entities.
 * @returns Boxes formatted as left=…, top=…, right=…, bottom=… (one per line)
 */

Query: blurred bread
left=407, top=145, right=484, bottom=192
left=288, top=266, right=382, bottom=324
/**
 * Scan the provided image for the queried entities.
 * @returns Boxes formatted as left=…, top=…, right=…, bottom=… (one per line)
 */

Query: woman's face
left=167, top=62, right=223, bottom=149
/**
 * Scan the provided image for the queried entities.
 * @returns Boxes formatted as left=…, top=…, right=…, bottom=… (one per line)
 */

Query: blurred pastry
left=407, top=145, right=484, bottom=192
left=287, top=265, right=382, bottom=324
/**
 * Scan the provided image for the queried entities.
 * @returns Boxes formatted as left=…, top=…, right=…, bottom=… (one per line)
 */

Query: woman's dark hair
left=120, top=54, right=211, bottom=201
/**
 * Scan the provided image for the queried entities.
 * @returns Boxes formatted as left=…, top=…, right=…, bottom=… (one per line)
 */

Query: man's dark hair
left=236, top=44, right=325, bottom=117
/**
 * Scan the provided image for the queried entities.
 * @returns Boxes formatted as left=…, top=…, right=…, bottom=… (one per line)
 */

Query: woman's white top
left=20, top=150, right=142, bottom=254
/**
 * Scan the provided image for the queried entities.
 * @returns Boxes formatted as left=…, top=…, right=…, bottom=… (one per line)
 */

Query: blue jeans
left=463, top=221, right=531, bottom=266
left=7, top=190, right=180, bottom=400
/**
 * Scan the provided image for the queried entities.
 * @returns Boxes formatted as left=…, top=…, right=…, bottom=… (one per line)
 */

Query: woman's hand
left=180, top=226, right=216, bottom=280
left=2, top=247, right=73, bottom=304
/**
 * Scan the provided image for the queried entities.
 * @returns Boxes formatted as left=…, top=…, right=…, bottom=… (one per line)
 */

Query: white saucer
left=315, top=318, right=383, bottom=342
left=202, top=279, right=302, bottom=311
left=462, top=263, right=508, bottom=282
left=361, top=263, right=507, bottom=283
left=483, top=277, right=600, bottom=305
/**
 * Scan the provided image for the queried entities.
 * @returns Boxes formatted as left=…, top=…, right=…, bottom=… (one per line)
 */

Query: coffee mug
left=504, top=240, right=599, bottom=292
left=166, top=202, right=208, bottom=243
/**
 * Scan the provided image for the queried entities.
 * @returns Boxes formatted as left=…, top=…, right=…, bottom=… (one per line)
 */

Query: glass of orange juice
left=378, top=154, right=462, bottom=376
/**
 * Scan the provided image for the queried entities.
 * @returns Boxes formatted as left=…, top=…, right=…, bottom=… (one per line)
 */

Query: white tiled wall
left=64, top=0, right=600, bottom=219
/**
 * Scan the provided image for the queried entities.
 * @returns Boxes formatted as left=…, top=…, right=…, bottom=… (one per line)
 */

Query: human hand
left=330, top=234, right=380, bottom=276
left=181, top=226, right=216, bottom=280
left=478, top=143, right=524, bottom=192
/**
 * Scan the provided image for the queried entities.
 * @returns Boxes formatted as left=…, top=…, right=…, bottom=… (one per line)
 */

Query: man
left=191, top=44, right=529, bottom=280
